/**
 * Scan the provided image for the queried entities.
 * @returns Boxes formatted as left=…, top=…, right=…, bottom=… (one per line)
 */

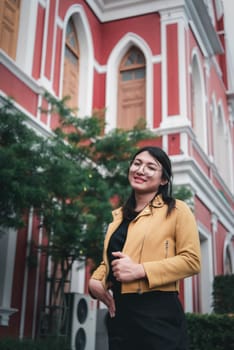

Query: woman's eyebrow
left=134, top=158, right=160, bottom=167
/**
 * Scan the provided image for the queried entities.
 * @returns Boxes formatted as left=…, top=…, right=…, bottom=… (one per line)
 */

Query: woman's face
left=128, top=151, right=166, bottom=194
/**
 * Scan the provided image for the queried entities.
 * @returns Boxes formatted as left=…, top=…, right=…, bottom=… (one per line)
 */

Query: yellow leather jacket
left=91, top=195, right=201, bottom=294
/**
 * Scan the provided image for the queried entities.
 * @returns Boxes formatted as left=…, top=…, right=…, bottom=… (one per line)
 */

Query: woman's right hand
left=88, top=278, right=116, bottom=318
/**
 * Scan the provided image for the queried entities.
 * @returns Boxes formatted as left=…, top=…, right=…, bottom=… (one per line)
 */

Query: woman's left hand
left=111, top=251, right=145, bottom=282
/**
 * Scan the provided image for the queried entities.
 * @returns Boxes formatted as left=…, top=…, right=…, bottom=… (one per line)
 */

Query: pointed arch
left=215, top=102, right=232, bottom=186
left=191, top=50, right=207, bottom=152
left=223, top=233, right=234, bottom=275
left=105, top=33, right=153, bottom=131
left=61, top=5, right=94, bottom=117
left=62, top=17, right=80, bottom=109
left=117, top=46, right=146, bottom=129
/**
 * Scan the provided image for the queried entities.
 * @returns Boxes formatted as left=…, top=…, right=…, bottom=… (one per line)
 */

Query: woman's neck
left=134, top=193, right=156, bottom=212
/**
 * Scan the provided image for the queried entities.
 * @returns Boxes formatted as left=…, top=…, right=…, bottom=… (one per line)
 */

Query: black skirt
left=107, top=291, right=188, bottom=350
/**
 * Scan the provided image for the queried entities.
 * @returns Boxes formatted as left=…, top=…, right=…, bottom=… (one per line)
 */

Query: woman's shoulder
left=174, top=198, right=194, bottom=216
left=175, top=198, right=190, bottom=208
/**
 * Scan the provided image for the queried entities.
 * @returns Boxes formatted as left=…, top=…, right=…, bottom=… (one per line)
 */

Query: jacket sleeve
left=90, top=261, right=107, bottom=286
left=143, top=201, right=201, bottom=289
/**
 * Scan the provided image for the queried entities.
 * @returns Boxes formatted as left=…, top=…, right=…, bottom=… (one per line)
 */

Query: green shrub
left=212, top=274, right=234, bottom=314
left=0, top=337, right=70, bottom=350
left=187, top=313, right=234, bottom=350
left=1, top=313, right=234, bottom=350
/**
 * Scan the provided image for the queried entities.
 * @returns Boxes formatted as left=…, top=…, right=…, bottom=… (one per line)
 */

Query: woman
left=88, top=146, right=201, bottom=350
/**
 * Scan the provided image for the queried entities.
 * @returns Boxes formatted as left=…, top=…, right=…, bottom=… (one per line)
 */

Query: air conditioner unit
left=68, top=293, right=97, bottom=350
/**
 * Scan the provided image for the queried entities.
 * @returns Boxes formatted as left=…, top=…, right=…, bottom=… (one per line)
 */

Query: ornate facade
left=0, top=0, right=234, bottom=339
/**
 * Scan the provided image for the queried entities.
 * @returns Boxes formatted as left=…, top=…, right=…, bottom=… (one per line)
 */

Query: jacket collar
left=112, top=194, right=165, bottom=220
left=151, top=194, right=164, bottom=208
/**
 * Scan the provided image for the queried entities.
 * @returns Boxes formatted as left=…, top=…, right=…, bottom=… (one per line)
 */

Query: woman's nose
left=136, top=164, right=146, bottom=174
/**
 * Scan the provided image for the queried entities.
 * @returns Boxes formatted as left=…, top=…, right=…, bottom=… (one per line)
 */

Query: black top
left=107, top=211, right=139, bottom=294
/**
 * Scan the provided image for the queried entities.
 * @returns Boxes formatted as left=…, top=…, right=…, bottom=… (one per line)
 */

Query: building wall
left=0, top=0, right=233, bottom=339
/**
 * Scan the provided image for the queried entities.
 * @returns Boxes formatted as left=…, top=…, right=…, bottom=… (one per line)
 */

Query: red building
left=0, top=0, right=234, bottom=341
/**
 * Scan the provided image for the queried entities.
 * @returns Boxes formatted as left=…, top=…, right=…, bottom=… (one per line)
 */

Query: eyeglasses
left=129, top=161, right=162, bottom=177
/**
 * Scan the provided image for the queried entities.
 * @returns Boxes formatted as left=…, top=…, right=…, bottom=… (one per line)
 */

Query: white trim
left=197, top=222, right=213, bottom=313
left=0, top=50, right=43, bottom=93
left=213, top=100, right=234, bottom=190
left=94, top=60, right=107, bottom=74
left=50, top=0, right=59, bottom=83
left=60, top=5, right=94, bottom=117
left=56, top=15, right=64, bottom=29
left=19, top=208, right=34, bottom=339
left=223, top=233, right=234, bottom=273
left=184, top=277, right=193, bottom=312
left=0, top=307, right=18, bottom=326
left=32, top=217, right=44, bottom=338
left=40, top=0, right=51, bottom=86
left=86, top=0, right=184, bottom=22
left=160, top=12, right=168, bottom=122
left=211, top=213, right=218, bottom=275
left=159, top=6, right=189, bottom=124
left=172, top=157, right=234, bottom=230
left=178, top=18, right=188, bottom=119
left=105, top=32, right=154, bottom=132
left=16, top=0, right=38, bottom=75
left=0, top=228, right=18, bottom=326
left=160, top=115, right=191, bottom=130
left=39, top=0, right=46, bottom=6
left=191, top=48, right=208, bottom=153
left=152, top=55, right=162, bottom=64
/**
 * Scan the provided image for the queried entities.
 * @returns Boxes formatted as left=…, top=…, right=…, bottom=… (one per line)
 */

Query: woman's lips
left=133, top=176, right=146, bottom=183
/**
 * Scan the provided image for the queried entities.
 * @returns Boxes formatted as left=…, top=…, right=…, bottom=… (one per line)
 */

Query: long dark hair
left=122, top=146, right=175, bottom=218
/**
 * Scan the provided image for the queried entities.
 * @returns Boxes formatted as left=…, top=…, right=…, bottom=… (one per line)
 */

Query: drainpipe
left=32, top=215, right=43, bottom=339
left=211, top=213, right=218, bottom=276
left=19, top=207, right=34, bottom=339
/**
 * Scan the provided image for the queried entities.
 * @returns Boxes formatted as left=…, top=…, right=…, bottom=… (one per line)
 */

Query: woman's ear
left=160, top=178, right=168, bottom=186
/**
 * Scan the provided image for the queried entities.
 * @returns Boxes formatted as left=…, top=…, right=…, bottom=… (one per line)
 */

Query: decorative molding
left=105, top=32, right=154, bottom=131
left=0, top=307, right=18, bottom=326
left=172, top=157, right=234, bottom=230
left=85, top=0, right=184, bottom=23
left=185, top=0, right=223, bottom=57
left=0, top=50, right=43, bottom=93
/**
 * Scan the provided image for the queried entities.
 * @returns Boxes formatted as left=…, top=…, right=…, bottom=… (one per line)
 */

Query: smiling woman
left=88, top=146, right=201, bottom=350
left=129, top=155, right=162, bottom=177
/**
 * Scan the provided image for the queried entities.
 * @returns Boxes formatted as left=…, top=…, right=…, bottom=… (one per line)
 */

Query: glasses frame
left=129, top=161, right=163, bottom=178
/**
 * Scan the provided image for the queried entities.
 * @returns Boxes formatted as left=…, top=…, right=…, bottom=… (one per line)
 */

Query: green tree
left=0, top=95, right=154, bottom=337
left=0, top=95, right=192, bottom=338
left=0, top=99, right=49, bottom=231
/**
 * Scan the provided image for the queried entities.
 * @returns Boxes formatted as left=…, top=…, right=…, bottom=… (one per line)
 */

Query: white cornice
left=86, top=0, right=223, bottom=58
left=172, top=157, right=234, bottom=231
left=85, top=0, right=184, bottom=22
left=185, top=0, right=223, bottom=57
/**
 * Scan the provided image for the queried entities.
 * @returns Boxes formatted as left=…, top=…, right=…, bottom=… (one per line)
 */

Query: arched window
left=63, top=17, right=80, bottom=109
left=224, top=246, right=232, bottom=275
left=213, top=105, right=233, bottom=186
left=117, top=47, right=146, bottom=129
left=191, top=54, right=207, bottom=152
left=0, top=0, right=21, bottom=59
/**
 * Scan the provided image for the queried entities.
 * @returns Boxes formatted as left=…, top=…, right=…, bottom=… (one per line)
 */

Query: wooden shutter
left=117, top=47, right=146, bottom=129
left=0, top=0, right=21, bottom=59
left=62, top=18, right=79, bottom=109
